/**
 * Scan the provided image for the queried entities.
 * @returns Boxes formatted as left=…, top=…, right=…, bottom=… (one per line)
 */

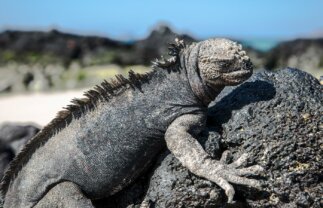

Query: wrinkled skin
left=198, top=38, right=253, bottom=87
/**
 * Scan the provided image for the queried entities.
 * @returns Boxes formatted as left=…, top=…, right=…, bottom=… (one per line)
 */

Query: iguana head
left=197, top=38, right=253, bottom=87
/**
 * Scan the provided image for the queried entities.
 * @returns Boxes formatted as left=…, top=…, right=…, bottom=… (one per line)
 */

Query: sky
left=0, top=0, right=323, bottom=40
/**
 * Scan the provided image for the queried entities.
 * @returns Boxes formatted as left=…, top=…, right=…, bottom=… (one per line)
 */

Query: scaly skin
left=1, top=38, right=262, bottom=208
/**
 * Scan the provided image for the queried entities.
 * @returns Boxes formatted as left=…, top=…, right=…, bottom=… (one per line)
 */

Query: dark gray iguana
left=0, top=38, right=264, bottom=208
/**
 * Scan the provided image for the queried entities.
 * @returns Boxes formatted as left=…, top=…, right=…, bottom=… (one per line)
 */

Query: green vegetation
left=0, top=51, right=61, bottom=65
left=2, top=51, right=15, bottom=62
left=76, top=70, right=87, bottom=81
left=0, top=50, right=130, bottom=68
left=319, top=56, right=323, bottom=68
left=87, top=51, right=117, bottom=66
left=55, top=64, right=151, bottom=91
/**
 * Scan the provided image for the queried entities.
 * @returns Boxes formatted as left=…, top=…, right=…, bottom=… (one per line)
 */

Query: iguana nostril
left=239, top=51, right=246, bottom=56
left=242, top=55, right=250, bottom=61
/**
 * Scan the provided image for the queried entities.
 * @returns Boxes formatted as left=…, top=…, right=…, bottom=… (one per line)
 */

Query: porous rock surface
left=99, top=68, right=322, bottom=208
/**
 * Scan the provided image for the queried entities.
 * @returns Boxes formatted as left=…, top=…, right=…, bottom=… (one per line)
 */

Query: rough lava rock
left=265, top=38, right=323, bottom=70
left=0, top=123, right=40, bottom=179
left=0, top=26, right=262, bottom=68
left=132, top=25, right=195, bottom=65
left=0, top=26, right=195, bottom=67
left=97, top=68, right=322, bottom=208
left=207, top=68, right=322, bottom=207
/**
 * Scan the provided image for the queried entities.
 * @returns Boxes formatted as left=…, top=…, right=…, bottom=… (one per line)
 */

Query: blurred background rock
left=0, top=25, right=322, bottom=94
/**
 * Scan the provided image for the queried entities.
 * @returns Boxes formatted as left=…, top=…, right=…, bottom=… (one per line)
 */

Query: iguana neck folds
left=182, top=43, right=224, bottom=106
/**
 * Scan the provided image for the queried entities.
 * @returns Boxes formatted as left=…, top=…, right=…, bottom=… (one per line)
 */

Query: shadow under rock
left=207, top=80, right=276, bottom=128
left=0, top=140, right=15, bottom=180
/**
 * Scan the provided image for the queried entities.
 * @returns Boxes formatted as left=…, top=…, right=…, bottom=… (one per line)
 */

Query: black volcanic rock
left=242, top=46, right=265, bottom=69
left=0, top=29, right=127, bottom=53
left=265, top=38, right=323, bottom=70
left=0, top=123, right=40, bottom=179
left=132, top=25, right=195, bottom=65
left=93, top=25, right=196, bottom=66
left=0, top=30, right=130, bottom=66
left=0, top=26, right=195, bottom=67
left=96, top=68, right=322, bottom=208
left=1, top=27, right=323, bottom=72
left=207, top=68, right=322, bottom=207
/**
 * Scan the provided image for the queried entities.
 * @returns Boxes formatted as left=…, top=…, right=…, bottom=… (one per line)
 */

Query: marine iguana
left=0, top=38, right=264, bottom=207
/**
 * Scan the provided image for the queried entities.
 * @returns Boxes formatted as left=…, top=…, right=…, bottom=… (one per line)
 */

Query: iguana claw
left=216, top=151, right=264, bottom=202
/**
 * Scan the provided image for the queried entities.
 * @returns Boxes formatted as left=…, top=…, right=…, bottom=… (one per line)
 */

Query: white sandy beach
left=0, top=90, right=86, bottom=126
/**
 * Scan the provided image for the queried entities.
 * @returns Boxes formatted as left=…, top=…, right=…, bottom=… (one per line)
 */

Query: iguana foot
left=165, top=114, right=264, bottom=204
left=213, top=150, right=264, bottom=203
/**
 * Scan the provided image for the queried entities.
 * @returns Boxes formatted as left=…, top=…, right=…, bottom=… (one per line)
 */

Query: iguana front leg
left=165, top=114, right=264, bottom=203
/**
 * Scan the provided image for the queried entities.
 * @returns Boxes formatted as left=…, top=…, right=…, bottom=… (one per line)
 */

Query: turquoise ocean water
left=241, top=39, right=281, bottom=52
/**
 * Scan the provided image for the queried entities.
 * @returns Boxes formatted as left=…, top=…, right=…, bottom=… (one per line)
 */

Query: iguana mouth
left=224, top=58, right=253, bottom=78
left=225, top=69, right=252, bottom=77
left=222, top=68, right=252, bottom=84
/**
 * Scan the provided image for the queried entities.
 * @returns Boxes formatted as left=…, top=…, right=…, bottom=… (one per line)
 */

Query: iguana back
left=1, top=52, right=207, bottom=207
